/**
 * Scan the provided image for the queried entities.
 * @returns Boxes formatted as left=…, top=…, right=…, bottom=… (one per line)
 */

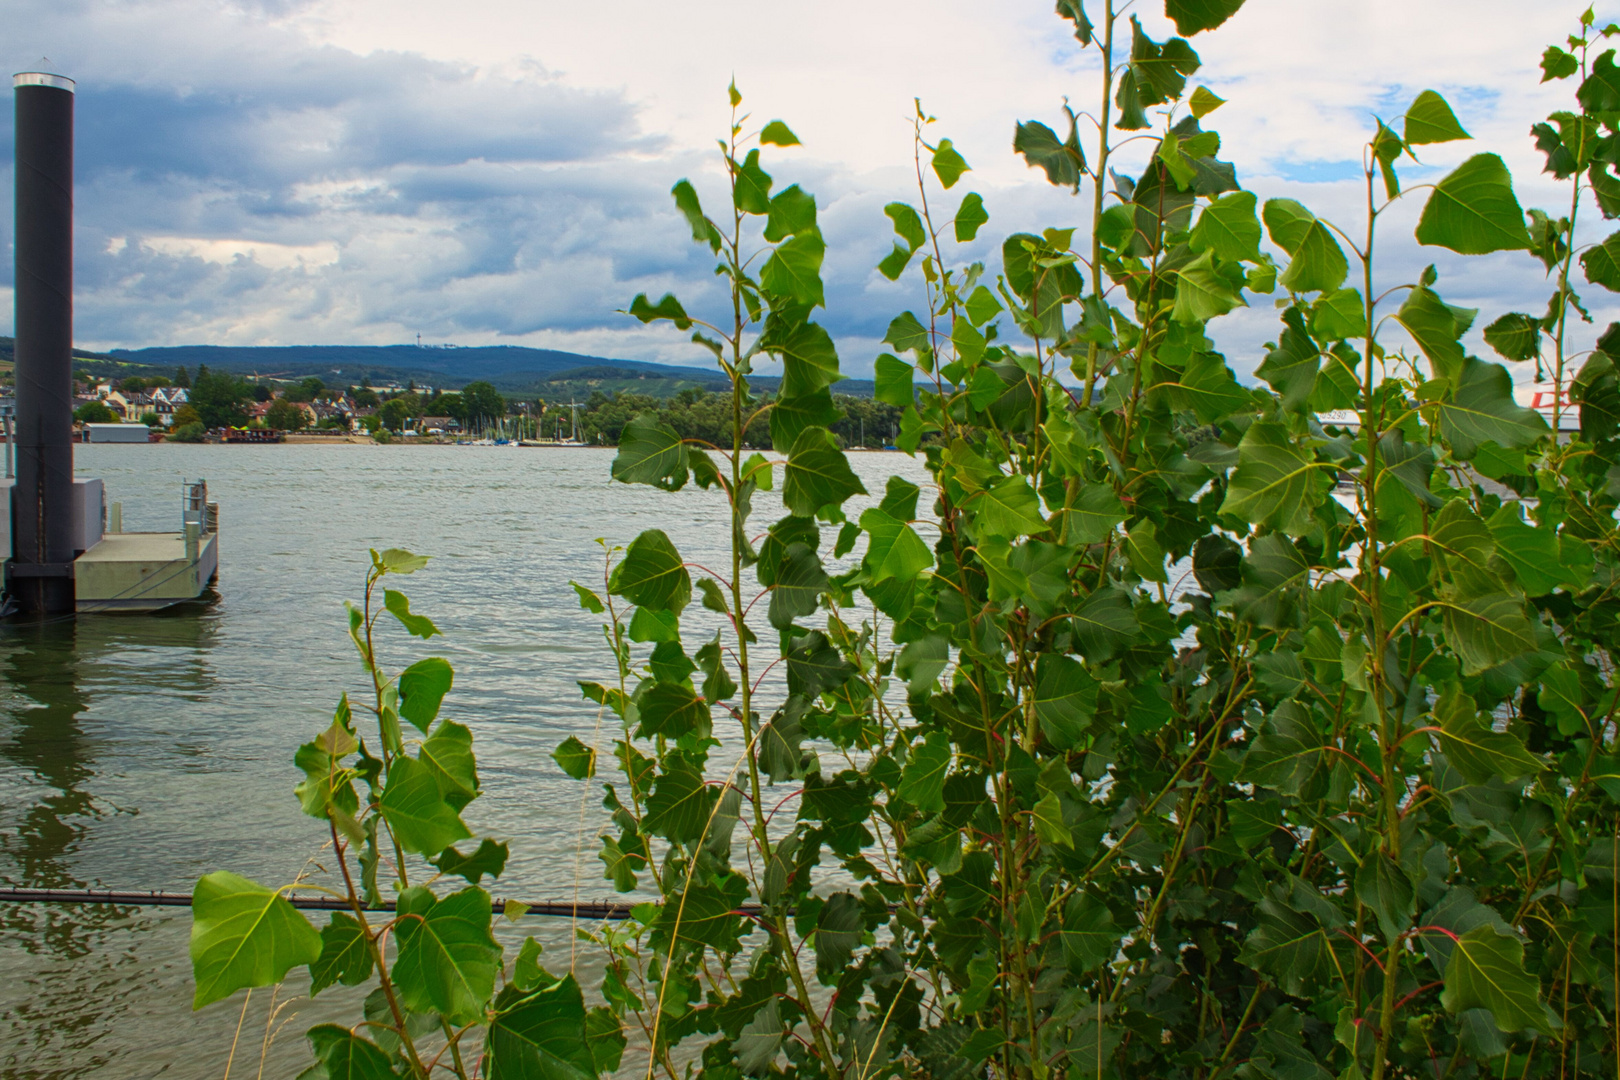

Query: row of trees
left=577, top=386, right=904, bottom=447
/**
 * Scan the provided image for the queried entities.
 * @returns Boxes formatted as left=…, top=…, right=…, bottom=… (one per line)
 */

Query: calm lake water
left=0, top=442, right=929, bottom=1079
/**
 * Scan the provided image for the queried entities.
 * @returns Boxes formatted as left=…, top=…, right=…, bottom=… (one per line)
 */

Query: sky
left=0, top=0, right=1614, bottom=382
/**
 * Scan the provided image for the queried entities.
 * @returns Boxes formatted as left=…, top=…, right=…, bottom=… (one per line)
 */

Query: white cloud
left=139, top=236, right=340, bottom=270
left=0, top=0, right=1614, bottom=382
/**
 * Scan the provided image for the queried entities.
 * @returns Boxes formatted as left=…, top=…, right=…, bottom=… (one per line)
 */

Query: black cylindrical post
left=11, top=72, right=76, bottom=615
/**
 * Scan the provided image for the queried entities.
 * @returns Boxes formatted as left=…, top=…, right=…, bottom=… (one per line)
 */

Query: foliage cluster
left=186, top=552, right=616, bottom=1077
left=187, top=5, right=1620, bottom=1080
left=576, top=388, right=904, bottom=450
left=283, top=377, right=329, bottom=404
left=71, top=400, right=117, bottom=424
left=267, top=397, right=312, bottom=432
left=188, top=364, right=258, bottom=429
left=564, top=8, right=1620, bottom=1080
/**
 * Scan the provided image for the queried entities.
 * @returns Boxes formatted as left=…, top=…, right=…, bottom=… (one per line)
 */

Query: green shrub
left=73, top=401, right=116, bottom=424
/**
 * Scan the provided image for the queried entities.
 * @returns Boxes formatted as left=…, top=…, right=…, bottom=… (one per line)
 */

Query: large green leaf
left=651, top=879, right=749, bottom=954
left=1219, top=421, right=1330, bottom=534
left=734, top=149, right=772, bottom=214
left=1262, top=198, right=1315, bottom=255
left=1241, top=702, right=1325, bottom=797
left=873, top=354, right=914, bottom=408
left=642, top=759, right=719, bottom=843
left=1061, top=894, right=1121, bottom=971
left=1176, top=350, right=1252, bottom=423
left=305, top=1024, right=397, bottom=1080
left=1486, top=503, right=1567, bottom=595
left=859, top=507, right=932, bottom=583
left=1227, top=533, right=1310, bottom=630
left=787, top=631, right=857, bottom=697
left=1072, top=586, right=1139, bottom=658
left=380, top=755, right=470, bottom=857
left=760, top=231, right=826, bottom=307
left=1310, top=287, right=1367, bottom=340
left=1441, top=592, right=1539, bottom=677
left=1582, top=229, right=1620, bottom=291
left=485, top=975, right=596, bottom=1080
left=884, top=311, right=931, bottom=355
left=393, top=886, right=501, bottom=1025
left=419, top=721, right=479, bottom=811
left=1239, top=888, right=1338, bottom=996
left=782, top=427, right=866, bottom=516
left=1432, top=685, right=1542, bottom=782
left=1164, top=0, right=1244, bottom=35
left=1014, top=118, right=1085, bottom=191
left=815, top=892, right=865, bottom=981
left=384, top=589, right=439, bottom=640
left=759, top=515, right=817, bottom=588
left=397, top=657, right=453, bottom=735
left=898, top=730, right=952, bottom=813
left=1255, top=307, right=1321, bottom=412
left=1172, top=249, right=1245, bottom=324
left=627, top=293, right=692, bottom=330
left=767, top=542, right=829, bottom=630
left=611, top=413, right=688, bottom=490
left=763, top=184, right=816, bottom=242
left=1191, top=190, right=1261, bottom=262
left=550, top=736, right=595, bottom=781
left=189, top=871, right=321, bottom=1009
left=309, top=912, right=373, bottom=997
left=607, top=529, right=691, bottom=613
left=1435, top=357, right=1549, bottom=460
left=636, top=682, right=713, bottom=739
left=932, top=138, right=970, bottom=188
left=1416, top=154, right=1532, bottom=254
left=1062, top=485, right=1128, bottom=546
left=1405, top=90, right=1471, bottom=144
left=769, top=388, right=841, bottom=453
left=1279, top=220, right=1348, bottom=294
left=971, top=475, right=1049, bottom=539
left=1034, top=654, right=1098, bottom=746
left=586, top=1008, right=626, bottom=1075
left=1354, top=855, right=1415, bottom=942
left=1441, top=926, right=1558, bottom=1035
left=762, top=318, right=843, bottom=397
left=671, top=180, right=721, bottom=252
left=956, top=192, right=989, bottom=242
left=432, top=838, right=511, bottom=885
left=1394, top=286, right=1470, bottom=385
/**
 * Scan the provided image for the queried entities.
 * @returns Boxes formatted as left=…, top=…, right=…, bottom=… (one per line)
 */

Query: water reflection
left=0, top=622, right=95, bottom=893
left=0, top=612, right=215, bottom=1078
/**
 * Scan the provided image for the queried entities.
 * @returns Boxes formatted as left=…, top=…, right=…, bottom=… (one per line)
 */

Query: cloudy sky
left=0, top=0, right=1612, bottom=380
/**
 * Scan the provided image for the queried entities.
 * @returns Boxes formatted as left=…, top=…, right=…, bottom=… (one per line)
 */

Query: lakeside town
left=35, top=362, right=914, bottom=448
left=60, top=366, right=543, bottom=444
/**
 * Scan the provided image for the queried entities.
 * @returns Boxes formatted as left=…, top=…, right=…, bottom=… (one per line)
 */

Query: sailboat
left=556, top=400, right=586, bottom=446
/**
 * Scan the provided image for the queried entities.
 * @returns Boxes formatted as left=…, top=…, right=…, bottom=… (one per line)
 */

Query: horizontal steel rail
left=0, top=886, right=673, bottom=920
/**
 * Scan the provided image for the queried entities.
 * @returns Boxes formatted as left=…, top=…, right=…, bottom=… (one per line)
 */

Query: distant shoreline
left=74, top=435, right=908, bottom=451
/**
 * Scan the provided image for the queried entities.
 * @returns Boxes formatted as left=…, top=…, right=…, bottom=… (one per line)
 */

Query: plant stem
left=331, top=819, right=427, bottom=1078
left=1084, top=0, right=1116, bottom=407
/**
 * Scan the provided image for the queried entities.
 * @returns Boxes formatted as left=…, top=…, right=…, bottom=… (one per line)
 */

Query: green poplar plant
left=188, top=549, right=620, bottom=1079
left=566, top=6, right=1620, bottom=1080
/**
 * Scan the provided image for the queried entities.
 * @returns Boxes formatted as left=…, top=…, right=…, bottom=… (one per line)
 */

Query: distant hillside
left=0, top=336, right=155, bottom=379
left=102, top=343, right=873, bottom=398
left=106, top=344, right=732, bottom=394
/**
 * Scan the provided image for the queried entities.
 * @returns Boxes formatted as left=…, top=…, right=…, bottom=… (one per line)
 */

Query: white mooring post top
left=13, top=72, right=75, bottom=92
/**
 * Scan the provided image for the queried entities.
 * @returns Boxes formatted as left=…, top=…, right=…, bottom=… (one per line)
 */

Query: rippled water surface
left=0, top=442, right=929, bottom=1078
